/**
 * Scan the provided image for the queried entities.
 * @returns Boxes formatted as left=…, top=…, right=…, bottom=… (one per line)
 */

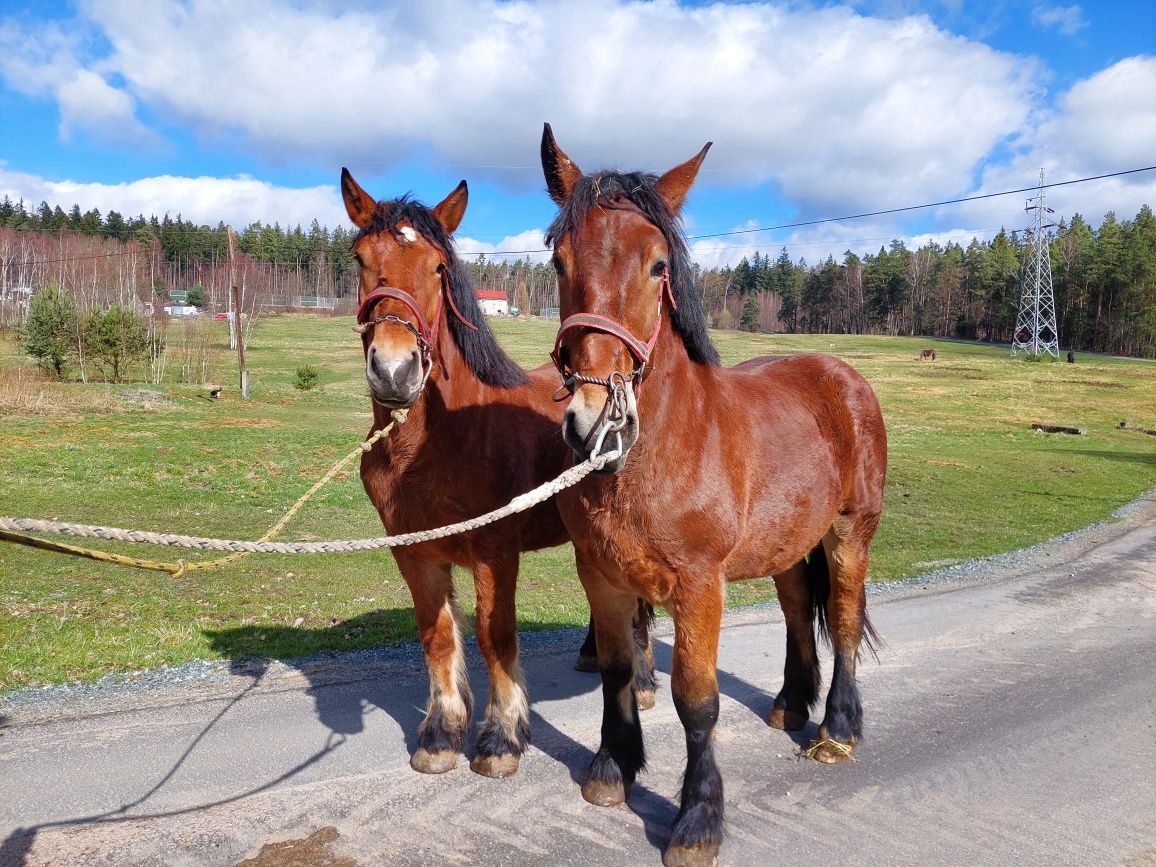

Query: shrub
left=186, top=284, right=208, bottom=308
left=85, top=305, right=151, bottom=382
left=294, top=364, right=320, bottom=390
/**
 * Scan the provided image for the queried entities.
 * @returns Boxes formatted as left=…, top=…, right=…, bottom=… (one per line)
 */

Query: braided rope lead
left=0, top=407, right=410, bottom=575
left=0, top=440, right=619, bottom=558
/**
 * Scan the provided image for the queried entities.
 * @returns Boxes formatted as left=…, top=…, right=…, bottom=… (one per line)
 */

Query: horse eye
left=651, top=261, right=668, bottom=278
left=353, top=253, right=364, bottom=267
left=551, top=255, right=564, bottom=275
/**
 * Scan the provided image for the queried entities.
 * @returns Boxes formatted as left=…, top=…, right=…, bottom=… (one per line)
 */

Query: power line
left=477, top=165, right=1155, bottom=254
left=4, top=165, right=1153, bottom=267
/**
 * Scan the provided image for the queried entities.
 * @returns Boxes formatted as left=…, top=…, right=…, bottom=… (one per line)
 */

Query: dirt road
left=2, top=494, right=1154, bottom=866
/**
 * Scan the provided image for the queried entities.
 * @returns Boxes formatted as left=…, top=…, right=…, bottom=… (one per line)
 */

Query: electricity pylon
left=1011, top=169, right=1060, bottom=358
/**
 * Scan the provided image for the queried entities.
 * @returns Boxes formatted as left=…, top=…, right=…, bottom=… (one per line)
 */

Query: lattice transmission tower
left=1011, top=169, right=1060, bottom=358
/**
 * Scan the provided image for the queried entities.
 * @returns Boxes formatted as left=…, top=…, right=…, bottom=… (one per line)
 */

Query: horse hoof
left=581, top=777, right=629, bottom=807
left=807, top=738, right=855, bottom=764
left=768, top=707, right=807, bottom=731
left=636, top=689, right=656, bottom=711
left=470, top=753, right=520, bottom=778
left=411, top=748, right=457, bottom=774
left=662, top=843, right=720, bottom=867
left=574, top=654, right=599, bottom=673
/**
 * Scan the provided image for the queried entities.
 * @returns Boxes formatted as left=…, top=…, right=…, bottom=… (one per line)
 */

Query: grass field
left=2, top=315, right=1154, bottom=691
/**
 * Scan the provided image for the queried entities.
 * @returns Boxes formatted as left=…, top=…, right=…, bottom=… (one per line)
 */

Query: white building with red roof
left=474, top=289, right=509, bottom=316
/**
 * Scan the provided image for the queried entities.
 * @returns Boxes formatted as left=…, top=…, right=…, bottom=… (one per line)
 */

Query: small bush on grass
left=294, top=364, right=320, bottom=390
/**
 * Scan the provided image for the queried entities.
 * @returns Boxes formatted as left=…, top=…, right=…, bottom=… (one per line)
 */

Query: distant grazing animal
left=342, top=169, right=652, bottom=779
left=541, top=124, right=888, bottom=866
left=919, top=348, right=936, bottom=360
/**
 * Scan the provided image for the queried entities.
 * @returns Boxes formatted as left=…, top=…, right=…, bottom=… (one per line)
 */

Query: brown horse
left=539, top=126, right=888, bottom=866
left=341, top=170, right=653, bottom=778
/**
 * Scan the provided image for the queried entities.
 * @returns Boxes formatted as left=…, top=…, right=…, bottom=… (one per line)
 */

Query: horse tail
left=805, top=542, right=831, bottom=648
left=805, top=542, right=882, bottom=660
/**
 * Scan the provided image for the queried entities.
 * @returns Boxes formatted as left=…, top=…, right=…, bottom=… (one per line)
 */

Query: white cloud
left=0, top=166, right=345, bottom=230
left=1031, top=4, right=1087, bottom=35
left=56, top=69, right=157, bottom=145
left=3, top=0, right=1039, bottom=213
left=0, top=18, right=155, bottom=146
left=965, top=56, right=1156, bottom=229
left=456, top=229, right=550, bottom=264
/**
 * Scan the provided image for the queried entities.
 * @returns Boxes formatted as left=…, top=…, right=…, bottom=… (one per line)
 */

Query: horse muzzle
left=366, top=345, right=427, bottom=408
left=562, top=383, right=639, bottom=473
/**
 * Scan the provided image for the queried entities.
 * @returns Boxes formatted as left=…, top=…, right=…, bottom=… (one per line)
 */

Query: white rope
left=0, top=449, right=619, bottom=555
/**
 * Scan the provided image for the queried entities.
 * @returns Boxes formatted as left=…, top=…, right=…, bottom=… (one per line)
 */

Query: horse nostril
left=563, top=412, right=585, bottom=450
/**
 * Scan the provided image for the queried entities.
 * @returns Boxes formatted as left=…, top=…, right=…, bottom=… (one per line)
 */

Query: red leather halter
left=551, top=266, right=676, bottom=390
left=355, top=267, right=479, bottom=344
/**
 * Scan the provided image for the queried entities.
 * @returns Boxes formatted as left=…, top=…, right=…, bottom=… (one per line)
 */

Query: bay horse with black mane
left=539, top=125, right=887, bottom=866
left=341, top=169, right=653, bottom=779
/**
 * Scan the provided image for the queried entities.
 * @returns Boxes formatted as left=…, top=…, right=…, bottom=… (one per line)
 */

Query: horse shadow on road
left=199, top=608, right=808, bottom=856
left=2, top=609, right=798, bottom=865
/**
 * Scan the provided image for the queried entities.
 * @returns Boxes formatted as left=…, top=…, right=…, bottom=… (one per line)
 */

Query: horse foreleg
left=397, top=555, right=472, bottom=774
left=769, top=558, right=821, bottom=732
left=470, top=552, right=530, bottom=778
left=810, top=522, right=876, bottom=764
left=665, top=578, right=725, bottom=867
left=579, top=557, right=646, bottom=807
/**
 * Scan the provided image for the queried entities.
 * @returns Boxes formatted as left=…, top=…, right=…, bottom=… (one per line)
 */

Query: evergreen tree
left=84, top=305, right=150, bottom=382
left=740, top=292, right=760, bottom=331
left=21, top=285, right=77, bottom=377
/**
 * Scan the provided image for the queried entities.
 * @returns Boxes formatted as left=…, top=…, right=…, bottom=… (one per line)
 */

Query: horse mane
left=545, top=172, right=720, bottom=367
left=356, top=196, right=527, bottom=387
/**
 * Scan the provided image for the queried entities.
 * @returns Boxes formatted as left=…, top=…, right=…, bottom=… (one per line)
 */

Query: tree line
left=2, top=194, right=1153, bottom=359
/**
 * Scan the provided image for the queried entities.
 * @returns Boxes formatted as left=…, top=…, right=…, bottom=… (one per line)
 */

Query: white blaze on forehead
left=398, top=225, right=417, bottom=243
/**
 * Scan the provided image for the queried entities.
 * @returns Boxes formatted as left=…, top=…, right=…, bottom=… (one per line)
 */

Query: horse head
left=342, top=168, right=470, bottom=409
left=540, top=124, right=713, bottom=472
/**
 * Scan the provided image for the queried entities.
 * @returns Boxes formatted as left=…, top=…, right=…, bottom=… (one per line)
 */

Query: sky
left=0, top=0, right=1154, bottom=268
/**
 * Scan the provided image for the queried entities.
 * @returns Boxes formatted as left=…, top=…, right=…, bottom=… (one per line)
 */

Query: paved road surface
left=2, top=496, right=1154, bottom=866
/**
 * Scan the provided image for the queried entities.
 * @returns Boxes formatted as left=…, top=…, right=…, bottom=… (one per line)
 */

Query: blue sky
left=1, top=0, right=1153, bottom=266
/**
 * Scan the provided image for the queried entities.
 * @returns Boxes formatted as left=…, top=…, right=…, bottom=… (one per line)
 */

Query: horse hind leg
left=470, top=553, right=530, bottom=778
left=811, top=517, right=880, bottom=764
left=398, top=557, right=473, bottom=774
left=633, top=600, right=658, bottom=710
left=575, top=615, right=599, bottom=672
left=577, top=599, right=658, bottom=711
left=768, top=558, right=821, bottom=732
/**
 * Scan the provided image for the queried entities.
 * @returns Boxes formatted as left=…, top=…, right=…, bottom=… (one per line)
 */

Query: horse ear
left=655, top=142, right=712, bottom=213
left=341, top=167, right=377, bottom=229
left=433, top=180, right=468, bottom=234
left=541, top=122, right=583, bottom=205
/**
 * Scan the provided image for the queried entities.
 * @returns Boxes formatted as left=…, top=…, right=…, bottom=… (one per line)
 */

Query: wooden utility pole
left=228, top=227, right=249, bottom=400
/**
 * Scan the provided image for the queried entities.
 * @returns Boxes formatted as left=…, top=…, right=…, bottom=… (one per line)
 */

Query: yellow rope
left=2, top=409, right=407, bottom=577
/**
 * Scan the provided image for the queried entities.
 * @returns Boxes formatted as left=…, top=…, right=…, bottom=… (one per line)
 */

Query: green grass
left=2, top=316, right=1153, bottom=690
